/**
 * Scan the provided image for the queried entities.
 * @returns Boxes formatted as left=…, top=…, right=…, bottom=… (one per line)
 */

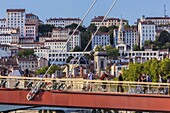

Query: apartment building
left=0, top=33, right=19, bottom=44
left=69, top=30, right=81, bottom=51
left=0, top=18, right=6, bottom=27
left=138, top=21, right=156, bottom=48
left=6, top=9, right=26, bottom=37
left=46, top=17, right=81, bottom=28
left=52, top=28, right=69, bottom=40
left=141, top=15, right=170, bottom=26
left=44, top=39, right=68, bottom=52
left=114, top=28, right=138, bottom=50
left=0, top=27, right=18, bottom=34
left=34, top=46, right=90, bottom=64
left=91, top=16, right=128, bottom=28
left=24, top=24, right=36, bottom=40
left=17, top=57, right=38, bottom=71
left=91, top=32, right=110, bottom=50
left=43, top=28, right=81, bottom=51
left=25, top=13, right=39, bottom=39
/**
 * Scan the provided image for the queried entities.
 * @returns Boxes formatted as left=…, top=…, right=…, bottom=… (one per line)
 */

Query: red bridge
left=0, top=76, right=170, bottom=112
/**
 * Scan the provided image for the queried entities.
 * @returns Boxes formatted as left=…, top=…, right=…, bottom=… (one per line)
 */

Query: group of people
left=0, top=67, right=30, bottom=77
left=84, top=69, right=124, bottom=92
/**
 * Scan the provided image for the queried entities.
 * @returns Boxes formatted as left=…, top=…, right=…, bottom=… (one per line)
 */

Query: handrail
left=0, top=76, right=170, bottom=86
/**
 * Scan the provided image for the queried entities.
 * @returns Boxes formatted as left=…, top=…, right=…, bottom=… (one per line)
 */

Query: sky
left=0, top=0, right=170, bottom=26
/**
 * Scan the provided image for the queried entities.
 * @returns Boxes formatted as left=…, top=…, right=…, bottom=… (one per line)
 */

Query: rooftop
left=6, top=9, right=25, bottom=12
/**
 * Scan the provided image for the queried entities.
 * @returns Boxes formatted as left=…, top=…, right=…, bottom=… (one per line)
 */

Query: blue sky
left=0, top=0, right=169, bottom=26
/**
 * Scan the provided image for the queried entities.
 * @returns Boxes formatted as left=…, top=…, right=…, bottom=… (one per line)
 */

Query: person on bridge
left=157, top=74, right=165, bottom=94
left=87, top=69, right=94, bottom=91
left=117, top=72, right=124, bottom=93
left=100, top=71, right=109, bottom=91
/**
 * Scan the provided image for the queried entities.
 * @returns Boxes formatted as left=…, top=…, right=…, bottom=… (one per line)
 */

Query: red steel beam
left=0, top=88, right=170, bottom=112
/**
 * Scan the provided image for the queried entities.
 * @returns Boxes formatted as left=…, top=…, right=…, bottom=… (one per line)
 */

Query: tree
left=87, top=24, right=97, bottom=33
left=80, top=31, right=91, bottom=51
left=66, top=56, right=74, bottom=63
left=133, top=44, right=140, bottom=51
left=38, top=24, right=55, bottom=36
left=72, top=46, right=82, bottom=52
left=108, top=25, right=118, bottom=45
left=35, top=65, right=63, bottom=75
left=105, top=45, right=119, bottom=59
left=65, top=23, right=78, bottom=29
left=98, top=26, right=109, bottom=32
left=144, top=40, right=153, bottom=47
left=157, top=30, right=170, bottom=46
left=94, top=45, right=104, bottom=51
left=17, top=49, right=34, bottom=58
left=65, top=23, right=86, bottom=32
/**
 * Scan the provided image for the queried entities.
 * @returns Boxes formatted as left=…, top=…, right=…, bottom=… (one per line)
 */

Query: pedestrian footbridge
left=0, top=76, right=170, bottom=112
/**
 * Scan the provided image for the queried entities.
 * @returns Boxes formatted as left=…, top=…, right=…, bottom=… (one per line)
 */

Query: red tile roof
left=47, top=18, right=81, bottom=21
left=140, top=21, right=155, bottom=25
left=0, top=18, right=6, bottom=21
left=6, top=9, right=25, bottom=12
left=45, top=39, right=67, bottom=42
left=146, top=17, right=170, bottom=19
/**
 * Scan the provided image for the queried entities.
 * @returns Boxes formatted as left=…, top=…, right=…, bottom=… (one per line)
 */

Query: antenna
left=164, top=4, right=167, bottom=17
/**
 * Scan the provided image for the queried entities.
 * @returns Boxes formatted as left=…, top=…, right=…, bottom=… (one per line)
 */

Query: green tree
left=105, top=45, right=119, bottom=59
left=98, top=26, right=109, bottom=32
left=72, top=46, right=82, bottom=52
left=133, top=44, right=140, bottom=51
left=17, top=49, right=34, bottom=58
left=157, top=30, right=170, bottom=46
left=35, top=65, right=63, bottom=75
left=66, top=56, right=74, bottom=63
left=80, top=31, right=91, bottom=51
left=65, top=23, right=86, bottom=32
left=38, top=24, right=55, bottom=36
left=108, top=25, right=118, bottom=45
left=122, top=63, right=143, bottom=81
left=87, top=24, right=97, bottom=33
left=94, top=45, right=104, bottom=51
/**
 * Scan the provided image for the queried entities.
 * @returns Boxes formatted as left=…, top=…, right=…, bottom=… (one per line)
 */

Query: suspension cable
left=26, top=0, right=97, bottom=101
left=70, top=0, right=118, bottom=75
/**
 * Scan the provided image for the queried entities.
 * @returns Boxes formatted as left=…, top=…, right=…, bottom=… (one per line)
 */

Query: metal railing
left=0, top=76, right=170, bottom=95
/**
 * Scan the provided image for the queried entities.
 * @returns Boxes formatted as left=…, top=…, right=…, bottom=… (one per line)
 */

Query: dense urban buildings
left=0, top=8, right=170, bottom=73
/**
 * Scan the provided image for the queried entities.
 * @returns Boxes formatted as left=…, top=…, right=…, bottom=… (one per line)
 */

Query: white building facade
left=24, top=24, right=36, bottom=40
left=46, top=18, right=81, bottom=28
left=91, top=16, right=128, bottom=28
left=0, top=33, right=19, bottom=44
left=114, top=28, right=138, bottom=50
left=92, top=32, right=110, bottom=50
left=52, top=28, right=69, bottom=40
left=34, top=46, right=90, bottom=64
left=44, top=39, right=68, bottom=52
left=138, top=21, right=156, bottom=48
left=141, top=16, right=170, bottom=26
left=0, top=27, right=18, bottom=34
left=69, top=30, right=81, bottom=51
left=0, top=18, right=6, bottom=27
left=6, top=9, right=26, bottom=37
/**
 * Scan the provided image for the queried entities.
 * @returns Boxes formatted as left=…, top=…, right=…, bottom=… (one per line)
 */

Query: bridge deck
left=0, top=76, right=170, bottom=112
left=0, top=88, right=170, bottom=112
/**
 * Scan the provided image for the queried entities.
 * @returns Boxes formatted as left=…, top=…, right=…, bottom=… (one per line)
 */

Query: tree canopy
left=72, top=46, right=82, bottom=52
left=122, top=58, right=170, bottom=82
left=17, top=49, right=34, bottom=58
left=105, top=45, right=119, bottom=59
left=143, top=30, right=170, bottom=50
left=38, top=24, right=55, bottom=36
left=35, top=65, right=63, bottom=75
